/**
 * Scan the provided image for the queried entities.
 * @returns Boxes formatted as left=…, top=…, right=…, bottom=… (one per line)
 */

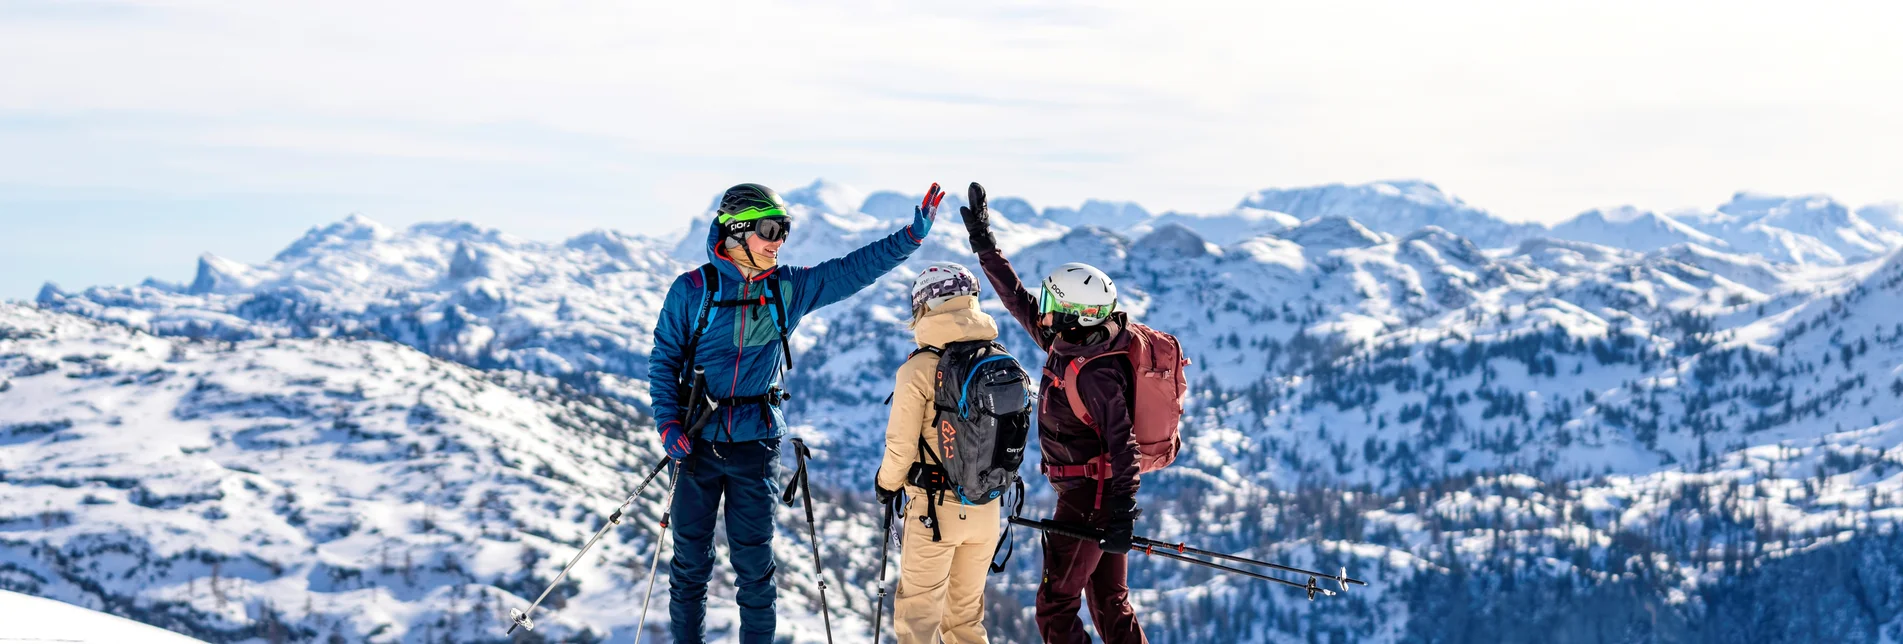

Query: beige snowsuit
left=876, top=295, right=1005, bottom=644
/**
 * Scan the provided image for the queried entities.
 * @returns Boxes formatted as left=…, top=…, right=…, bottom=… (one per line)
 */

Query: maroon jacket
left=976, top=248, right=1140, bottom=517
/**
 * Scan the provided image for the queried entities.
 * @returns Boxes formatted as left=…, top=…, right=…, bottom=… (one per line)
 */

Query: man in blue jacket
left=649, top=181, right=945, bottom=643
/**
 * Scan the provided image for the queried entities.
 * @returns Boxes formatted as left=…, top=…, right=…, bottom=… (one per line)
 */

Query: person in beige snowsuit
left=876, top=262, right=1004, bottom=644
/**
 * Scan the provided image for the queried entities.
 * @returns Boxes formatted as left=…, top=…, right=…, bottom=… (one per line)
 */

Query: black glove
left=960, top=182, right=997, bottom=254
left=1098, top=516, right=1134, bottom=555
left=876, top=484, right=901, bottom=506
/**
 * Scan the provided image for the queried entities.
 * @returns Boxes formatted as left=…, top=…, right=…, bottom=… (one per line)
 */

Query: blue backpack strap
left=680, top=263, right=719, bottom=381
left=766, top=276, right=794, bottom=371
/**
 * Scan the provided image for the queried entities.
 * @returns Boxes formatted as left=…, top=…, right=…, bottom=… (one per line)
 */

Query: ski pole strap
left=781, top=438, right=811, bottom=515
left=987, top=478, right=1025, bottom=573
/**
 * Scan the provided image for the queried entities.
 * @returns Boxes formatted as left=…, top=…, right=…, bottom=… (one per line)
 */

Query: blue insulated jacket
left=648, top=218, right=924, bottom=443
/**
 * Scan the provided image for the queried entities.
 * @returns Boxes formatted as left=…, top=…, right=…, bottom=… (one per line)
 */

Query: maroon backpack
left=1044, top=322, right=1188, bottom=481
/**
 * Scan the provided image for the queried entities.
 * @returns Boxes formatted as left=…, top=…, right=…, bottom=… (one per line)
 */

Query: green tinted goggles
left=1040, top=288, right=1115, bottom=319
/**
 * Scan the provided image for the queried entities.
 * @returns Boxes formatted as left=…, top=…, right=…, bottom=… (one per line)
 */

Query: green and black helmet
left=717, top=183, right=789, bottom=224
left=716, top=183, right=793, bottom=243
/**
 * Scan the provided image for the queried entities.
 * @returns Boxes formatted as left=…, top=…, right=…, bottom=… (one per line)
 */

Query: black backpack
left=905, top=340, right=1033, bottom=559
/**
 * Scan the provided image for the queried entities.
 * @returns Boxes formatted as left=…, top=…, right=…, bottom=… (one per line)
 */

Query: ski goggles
left=723, top=215, right=792, bottom=242
left=1039, top=288, right=1115, bottom=319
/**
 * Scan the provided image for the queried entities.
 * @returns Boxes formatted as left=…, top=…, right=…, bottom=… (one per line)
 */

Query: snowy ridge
left=1239, top=180, right=1544, bottom=249
left=39, top=217, right=680, bottom=400
left=1667, top=193, right=1903, bottom=266
left=1549, top=206, right=1728, bottom=252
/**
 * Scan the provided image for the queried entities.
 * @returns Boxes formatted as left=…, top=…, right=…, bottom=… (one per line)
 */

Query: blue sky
left=3, top=0, right=1901, bottom=299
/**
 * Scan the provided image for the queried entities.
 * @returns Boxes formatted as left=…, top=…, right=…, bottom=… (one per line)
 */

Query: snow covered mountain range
left=12, top=178, right=1903, bottom=642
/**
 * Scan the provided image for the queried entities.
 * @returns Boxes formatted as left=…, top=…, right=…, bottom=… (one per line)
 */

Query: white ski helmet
left=1039, top=262, right=1117, bottom=327
left=911, top=261, right=980, bottom=316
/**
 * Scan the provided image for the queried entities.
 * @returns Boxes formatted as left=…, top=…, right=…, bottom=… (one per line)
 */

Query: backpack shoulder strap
left=1057, top=351, right=1128, bottom=428
left=765, top=275, right=794, bottom=371
left=680, top=263, right=720, bottom=378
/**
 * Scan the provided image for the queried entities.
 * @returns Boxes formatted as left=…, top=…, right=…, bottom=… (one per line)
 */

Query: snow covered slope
left=18, top=177, right=1903, bottom=642
left=0, top=304, right=853, bottom=643
left=1, top=589, right=210, bottom=643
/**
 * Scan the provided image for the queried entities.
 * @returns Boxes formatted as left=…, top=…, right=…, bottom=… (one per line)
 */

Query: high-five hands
left=911, top=182, right=947, bottom=240
left=960, top=182, right=997, bottom=253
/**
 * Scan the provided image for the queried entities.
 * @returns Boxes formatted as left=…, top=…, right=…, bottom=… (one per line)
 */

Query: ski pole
left=1007, top=517, right=1356, bottom=601
left=508, top=366, right=709, bottom=635
left=633, top=461, right=684, bottom=644
left=507, top=455, right=674, bottom=635
left=1130, top=537, right=1367, bottom=592
left=635, top=367, right=710, bottom=643
left=781, top=438, right=835, bottom=643
left=872, top=492, right=900, bottom=644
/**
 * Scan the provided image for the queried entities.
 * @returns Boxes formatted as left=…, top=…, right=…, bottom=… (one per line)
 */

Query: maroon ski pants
left=1034, top=485, right=1148, bottom=644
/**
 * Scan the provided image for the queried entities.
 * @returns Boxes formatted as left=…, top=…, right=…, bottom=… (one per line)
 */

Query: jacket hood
left=913, top=296, right=1000, bottom=348
left=705, top=217, right=778, bottom=282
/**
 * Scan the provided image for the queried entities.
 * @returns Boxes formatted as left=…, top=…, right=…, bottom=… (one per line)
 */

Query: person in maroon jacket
left=958, top=182, right=1148, bottom=644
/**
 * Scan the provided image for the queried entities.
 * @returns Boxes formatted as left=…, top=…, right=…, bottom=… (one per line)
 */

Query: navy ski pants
left=669, top=437, right=781, bottom=644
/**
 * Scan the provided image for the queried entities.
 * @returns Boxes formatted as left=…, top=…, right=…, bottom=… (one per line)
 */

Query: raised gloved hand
left=960, top=182, right=997, bottom=254
left=659, top=420, right=692, bottom=460
left=910, top=182, right=946, bottom=241
left=1098, top=515, right=1134, bottom=555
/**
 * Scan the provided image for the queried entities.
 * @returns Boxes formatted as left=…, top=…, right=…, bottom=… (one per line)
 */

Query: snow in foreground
left=0, top=589, right=208, bottom=643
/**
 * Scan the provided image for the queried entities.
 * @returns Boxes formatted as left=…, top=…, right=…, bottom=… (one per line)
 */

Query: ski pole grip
left=683, top=367, right=711, bottom=440
left=1007, top=516, right=1105, bottom=543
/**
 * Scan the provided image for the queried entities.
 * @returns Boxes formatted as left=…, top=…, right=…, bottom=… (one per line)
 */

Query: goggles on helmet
left=1040, top=288, right=1115, bottom=319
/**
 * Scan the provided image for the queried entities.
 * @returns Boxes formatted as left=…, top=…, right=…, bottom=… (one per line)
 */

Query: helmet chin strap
left=723, top=234, right=775, bottom=275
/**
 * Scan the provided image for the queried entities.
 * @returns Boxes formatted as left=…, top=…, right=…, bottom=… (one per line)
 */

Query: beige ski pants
left=893, top=494, right=1002, bottom=644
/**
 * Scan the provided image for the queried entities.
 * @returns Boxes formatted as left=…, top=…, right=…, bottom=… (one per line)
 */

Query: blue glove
left=659, top=420, right=692, bottom=460
left=910, top=182, right=945, bottom=241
